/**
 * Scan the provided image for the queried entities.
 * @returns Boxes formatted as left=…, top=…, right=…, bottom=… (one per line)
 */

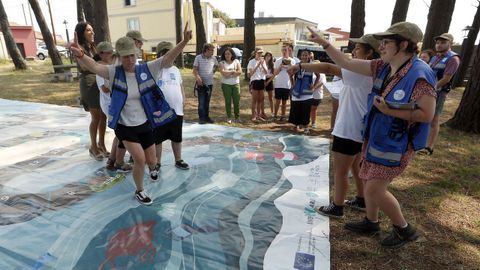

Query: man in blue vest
left=419, top=33, right=460, bottom=156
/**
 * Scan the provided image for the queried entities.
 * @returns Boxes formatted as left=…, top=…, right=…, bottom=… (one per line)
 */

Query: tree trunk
left=447, top=39, right=480, bottom=133
left=348, top=0, right=365, bottom=52
left=28, top=0, right=64, bottom=72
left=0, top=0, right=27, bottom=69
left=422, top=0, right=456, bottom=50
left=175, top=0, right=184, bottom=68
left=77, top=0, right=85, bottom=22
left=243, top=0, right=255, bottom=80
left=192, top=0, right=206, bottom=55
left=452, top=2, right=480, bottom=88
left=81, top=0, right=95, bottom=26
left=93, top=0, right=110, bottom=43
left=391, top=0, right=410, bottom=24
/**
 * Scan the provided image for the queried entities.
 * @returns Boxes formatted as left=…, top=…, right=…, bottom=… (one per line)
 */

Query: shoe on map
left=311, top=123, right=317, bottom=129
left=135, top=190, right=153, bottom=205
left=175, top=160, right=190, bottom=170
left=315, top=202, right=344, bottom=218
left=106, top=158, right=115, bottom=171
left=344, top=196, right=366, bottom=212
left=115, top=162, right=132, bottom=173
left=381, top=223, right=419, bottom=249
left=149, top=163, right=160, bottom=180
left=345, top=217, right=380, bottom=236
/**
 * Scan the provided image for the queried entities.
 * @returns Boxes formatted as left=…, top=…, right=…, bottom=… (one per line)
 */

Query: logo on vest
left=140, top=73, right=148, bottom=81
left=393, top=89, right=406, bottom=101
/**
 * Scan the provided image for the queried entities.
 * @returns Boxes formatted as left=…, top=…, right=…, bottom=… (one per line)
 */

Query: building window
left=125, top=0, right=136, bottom=6
left=127, top=18, right=140, bottom=31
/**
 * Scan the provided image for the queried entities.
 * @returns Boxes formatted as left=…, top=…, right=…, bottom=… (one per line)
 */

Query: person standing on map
left=70, top=24, right=192, bottom=205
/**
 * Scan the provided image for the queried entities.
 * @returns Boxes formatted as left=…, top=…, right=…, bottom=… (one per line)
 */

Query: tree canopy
left=213, top=9, right=236, bottom=28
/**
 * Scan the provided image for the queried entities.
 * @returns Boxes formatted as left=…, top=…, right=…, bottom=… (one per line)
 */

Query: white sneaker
left=135, top=190, right=153, bottom=205
left=312, top=123, right=317, bottom=129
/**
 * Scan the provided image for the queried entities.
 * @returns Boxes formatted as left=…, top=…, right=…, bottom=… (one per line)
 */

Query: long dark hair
left=75, top=22, right=96, bottom=56
left=264, top=51, right=274, bottom=72
left=221, top=47, right=237, bottom=62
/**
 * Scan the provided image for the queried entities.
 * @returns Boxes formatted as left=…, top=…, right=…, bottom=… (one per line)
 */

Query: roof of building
left=324, top=27, right=350, bottom=41
left=234, top=17, right=317, bottom=27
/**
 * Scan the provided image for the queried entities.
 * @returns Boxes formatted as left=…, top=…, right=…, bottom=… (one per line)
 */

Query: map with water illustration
left=0, top=99, right=330, bottom=270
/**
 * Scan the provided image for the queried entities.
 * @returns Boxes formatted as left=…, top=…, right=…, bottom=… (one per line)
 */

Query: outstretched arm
left=161, top=23, right=193, bottom=69
left=288, top=62, right=342, bottom=77
left=307, top=26, right=372, bottom=77
left=69, top=32, right=109, bottom=79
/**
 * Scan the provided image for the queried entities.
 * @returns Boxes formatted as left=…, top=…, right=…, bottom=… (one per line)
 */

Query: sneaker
left=315, top=202, right=344, bottom=218
left=417, top=147, right=433, bottom=156
left=345, top=196, right=366, bottom=212
left=175, top=159, right=190, bottom=170
left=199, top=119, right=207, bottom=124
left=206, top=117, right=215, bottom=124
left=235, top=118, right=242, bottom=124
left=135, top=190, right=153, bottom=205
left=311, top=123, right=317, bottom=129
left=345, top=217, right=380, bottom=235
left=381, top=223, right=419, bottom=249
left=149, top=163, right=160, bottom=181
left=227, top=119, right=233, bottom=124
left=279, top=116, right=286, bottom=122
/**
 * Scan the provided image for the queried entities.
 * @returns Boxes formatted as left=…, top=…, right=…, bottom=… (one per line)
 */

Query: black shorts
left=288, top=99, right=312, bottom=126
left=275, top=88, right=290, bottom=100
left=265, top=80, right=274, bottom=91
left=251, top=79, right=265, bottom=90
left=114, top=121, right=155, bottom=150
left=331, top=135, right=363, bottom=156
left=154, top=116, right=183, bottom=144
left=311, top=99, right=322, bottom=106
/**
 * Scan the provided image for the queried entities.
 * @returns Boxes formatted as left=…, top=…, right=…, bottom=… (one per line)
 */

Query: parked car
left=36, top=45, right=69, bottom=60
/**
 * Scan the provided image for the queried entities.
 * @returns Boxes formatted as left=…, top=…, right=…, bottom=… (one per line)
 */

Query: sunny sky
left=2, top=0, right=478, bottom=44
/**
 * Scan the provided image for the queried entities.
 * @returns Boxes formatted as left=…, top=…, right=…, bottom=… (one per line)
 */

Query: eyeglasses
left=380, top=39, right=396, bottom=47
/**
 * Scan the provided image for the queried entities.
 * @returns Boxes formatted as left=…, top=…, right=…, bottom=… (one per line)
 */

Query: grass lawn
left=1, top=60, right=479, bottom=269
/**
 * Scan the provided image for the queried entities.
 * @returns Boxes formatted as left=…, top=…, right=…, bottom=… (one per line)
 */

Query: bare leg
left=172, top=142, right=182, bottom=161
left=155, top=143, right=163, bottom=165
left=97, top=111, right=107, bottom=151
left=281, top=99, right=287, bottom=117
left=310, top=105, right=318, bottom=125
left=267, top=90, right=274, bottom=115
left=426, top=115, right=440, bottom=149
left=351, top=153, right=364, bottom=197
left=330, top=98, right=339, bottom=130
left=332, top=151, right=357, bottom=206
left=364, top=178, right=407, bottom=226
left=89, top=109, right=102, bottom=155
left=123, top=141, right=147, bottom=191
left=274, top=99, right=281, bottom=117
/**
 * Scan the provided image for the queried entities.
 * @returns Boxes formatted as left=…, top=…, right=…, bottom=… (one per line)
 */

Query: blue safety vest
left=363, top=57, right=436, bottom=166
left=108, top=64, right=176, bottom=129
left=292, top=68, right=314, bottom=98
left=429, top=50, right=458, bottom=92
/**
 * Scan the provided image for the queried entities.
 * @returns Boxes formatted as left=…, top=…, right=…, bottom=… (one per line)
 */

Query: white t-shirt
left=157, top=66, right=184, bottom=116
left=220, top=59, right=240, bottom=85
left=331, top=68, right=373, bottom=143
left=247, top=58, right=268, bottom=81
left=96, top=75, right=111, bottom=116
left=313, top=73, right=327, bottom=100
left=273, top=57, right=293, bottom=89
left=107, top=57, right=164, bottom=126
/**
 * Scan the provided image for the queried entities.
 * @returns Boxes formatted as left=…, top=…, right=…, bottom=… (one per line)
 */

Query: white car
left=36, top=45, right=69, bottom=60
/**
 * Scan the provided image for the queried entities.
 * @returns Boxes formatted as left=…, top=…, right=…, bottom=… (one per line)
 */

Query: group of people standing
left=300, top=22, right=460, bottom=249
left=72, top=21, right=193, bottom=206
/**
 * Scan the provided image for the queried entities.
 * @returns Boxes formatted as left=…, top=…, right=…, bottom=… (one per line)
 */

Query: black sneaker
left=206, top=117, right=215, bottom=124
left=175, top=159, right=190, bottom=170
left=345, top=196, right=366, bottom=212
left=315, top=202, right=344, bottom=218
left=149, top=163, right=160, bottom=181
left=135, top=190, right=153, bottom=205
left=345, top=217, right=380, bottom=235
left=381, top=223, right=419, bottom=249
left=199, top=119, right=207, bottom=124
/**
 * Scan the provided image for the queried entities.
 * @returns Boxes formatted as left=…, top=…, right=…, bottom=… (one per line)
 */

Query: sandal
left=114, top=162, right=132, bottom=173
left=417, top=147, right=433, bottom=156
left=89, top=148, right=104, bottom=161
left=98, top=147, right=111, bottom=158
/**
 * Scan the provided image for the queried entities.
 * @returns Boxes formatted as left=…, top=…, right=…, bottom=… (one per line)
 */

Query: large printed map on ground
left=0, top=99, right=330, bottom=270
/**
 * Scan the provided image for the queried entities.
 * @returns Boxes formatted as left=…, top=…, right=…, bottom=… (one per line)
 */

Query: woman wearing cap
left=69, top=25, right=192, bottom=206
left=289, top=34, right=380, bottom=218
left=94, top=41, right=131, bottom=172
left=247, top=47, right=268, bottom=121
left=74, top=22, right=108, bottom=161
left=308, top=22, right=437, bottom=248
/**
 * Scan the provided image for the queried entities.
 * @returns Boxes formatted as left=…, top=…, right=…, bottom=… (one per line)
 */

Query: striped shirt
left=193, top=54, right=218, bottom=85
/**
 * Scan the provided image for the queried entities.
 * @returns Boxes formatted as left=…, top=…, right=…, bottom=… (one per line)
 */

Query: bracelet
left=323, top=43, right=331, bottom=50
left=76, top=50, right=85, bottom=58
